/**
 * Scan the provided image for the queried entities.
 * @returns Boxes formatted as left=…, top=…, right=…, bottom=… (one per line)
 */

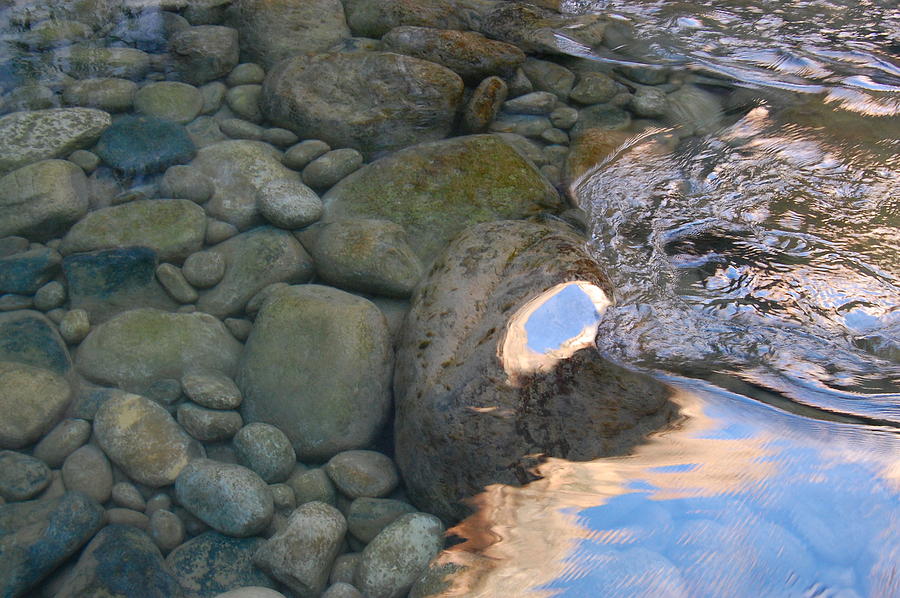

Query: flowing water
left=433, top=0, right=900, bottom=596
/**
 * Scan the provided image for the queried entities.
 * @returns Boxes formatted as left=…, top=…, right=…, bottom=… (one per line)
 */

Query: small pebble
left=347, top=497, right=418, bottom=544
left=111, top=481, right=147, bottom=511
left=569, top=72, right=618, bottom=104
left=503, top=91, right=557, bottom=115
left=68, top=149, right=100, bottom=173
left=283, top=139, right=330, bottom=171
left=199, top=81, right=227, bottom=114
left=301, top=149, right=364, bottom=190
left=181, top=369, right=243, bottom=409
left=233, top=423, right=296, bottom=483
left=270, top=483, right=296, bottom=511
left=226, top=84, right=263, bottom=122
left=257, top=181, right=323, bottom=229
left=227, top=63, right=266, bottom=86
left=490, top=114, right=552, bottom=138
left=59, top=308, right=90, bottom=343
left=225, top=317, right=252, bottom=341
left=33, top=418, right=92, bottom=468
left=177, top=402, right=243, bottom=442
left=262, top=127, right=299, bottom=148
left=330, top=553, right=361, bottom=585
left=62, top=444, right=113, bottom=503
left=287, top=468, right=336, bottom=506
left=33, top=280, right=66, bottom=311
left=150, top=508, right=185, bottom=553
left=0, top=450, right=51, bottom=501
left=106, top=507, right=151, bottom=530
left=541, top=127, right=569, bottom=144
left=219, top=118, right=265, bottom=140
left=156, top=263, right=199, bottom=303
left=145, top=492, right=173, bottom=516
left=46, top=308, right=67, bottom=323
left=144, top=378, right=183, bottom=406
left=324, top=451, right=399, bottom=499
left=550, top=105, right=578, bottom=129
left=182, top=251, right=226, bottom=288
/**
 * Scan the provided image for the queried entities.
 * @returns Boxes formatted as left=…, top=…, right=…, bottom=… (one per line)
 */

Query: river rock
left=253, top=501, right=347, bottom=597
left=191, top=140, right=309, bottom=230
left=63, top=247, right=178, bottom=323
left=283, top=139, right=330, bottom=171
left=63, top=77, right=137, bottom=112
left=262, top=52, right=463, bottom=158
left=170, top=25, right=240, bottom=85
left=341, top=0, right=487, bottom=37
left=56, top=524, right=184, bottom=598
left=0, top=160, right=88, bottom=240
left=570, top=72, right=619, bottom=105
left=382, top=26, right=524, bottom=84
left=161, top=165, right=215, bottom=203
left=94, top=392, right=199, bottom=486
left=0, top=247, right=61, bottom=294
left=61, top=444, right=113, bottom=503
left=33, top=418, right=91, bottom=467
left=663, top=84, right=723, bottom=135
left=239, top=285, right=392, bottom=461
left=347, top=498, right=417, bottom=544
left=0, top=361, right=70, bottom=449
left=301, top=149, right=363, bottom=190
left=53, top=46, right=151, bottom=80
left=227, top=63, right=266, bottom=86
left=309, top=219, right=423, bottom=298
left=0, top=492, right=105, bottom=598
left=60, top=199, right=206, bottom=262
left=233, top=423, right=296, bottom=483
left=0, top=310, right=71, bottom=373
left=325, top=451, right=399, bottom=499
left=228, top=0, right=349, bottom=69
left=322, top=134, right=561, bottom=263
left=196, top=226, right=314, bottom=318
left=257, top=180, right=323, bottom=229
left=287, top=468, right=336, bottom=507
left=0, top=451, right=50, bottom=501
left=94, top=115, right=196, bottom=174
left=135, top=81, right=204, bottom=124
left=0, top=108, right=110, bottom=175
left=460, top=75, right=507, bottom=134
left=76, top=308, right=241, bottom=393
left=166, top=531, right=276, bottom=597
left=181, top=369, right=242, bottom=409
left=176, top=459, right=273, bottom=537
left=394, top=220, right=677, bottom=521
left=355, top=513, right=445, bottom=598
left=177, top=402, right=243, bottom=442
left=477, top=2, right=608, bottom=55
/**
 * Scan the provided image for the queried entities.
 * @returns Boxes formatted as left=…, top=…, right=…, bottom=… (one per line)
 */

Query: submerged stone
left=0, top=248, right=61, bottom=295
left=0, top=310, right=71, bottom=373
left=0, top=361, right=71, bottom=449
left=94, top=115, right=196, bottom=174
left=322, top=134, right=561, bottom=263
left=394, top=220, right=677, bottom=522
left=166, top=531, right=276, bottom=597
left=0, top=108, right=110, bottom=174
left=170, top=25, right=240, bottom=86
left=0, top=160, right=89, bottom=240
left=262, top=52, right=464, bottom=158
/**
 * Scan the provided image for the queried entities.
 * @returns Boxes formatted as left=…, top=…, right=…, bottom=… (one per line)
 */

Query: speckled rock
left=94, top=115, right=196, bottom=175
left=61, top=444, right=113, bottom=503
left=61, top=199, right=206, bottom=262
left=181, top=369, right=242, bottom=409
left=228, top=0, right=350, bottom=68
left=460, top=75, right=507, bottom=134
left=325, top=451, right=399, bottom=499
left=253, top=501, right=347, bottom=597
left=170, top=25, right=240, bottom=85
left=150, top=508, right=185, bottom=553
left=0, top=159, right=89, bottom=240
left=0, top=492, right=105, bottom=598
left=63, top=77, right=137, bottom=112
left=394, top=220, right=676, bottom=521
left=301, top=149, right=363, bottom=190
left=182, top=252, right=226, bottom=289
left=283, top=139, right=329, bottom=171
left=262, top=52, right=463, bottom=158
left=135, top=81, right=204, bottom=124
left=0, top=310, right=71, bottom=373
left=76, top=308, right=242, bottom=393
left=56, top=307, right=89, bottom=342
left=196, top=226, right=314, bottom=318
left=0, top=247, right=61, bottom=295
left=341, top=0, right=485, bottom=37
left=0, top=361, right=71, bottom=449
left=177, top=402, right=243, bottom=442
left=238, top=285, right=392, bottom=461
left=56, top=524, right=184, bottom=598
left=321, top=134, right=561, bottom=263
left=355, top=513, right=445, bottom=598
left=53, top=46, right=151, bottom=80
left=309, top=219, right=423, bottom=298
left=233, top=423, right=296, bottom=483
left=287, top=468, right=336, bottom=507
left=347, top=498, right=417, bottom=544
left=166, top=531, right=276, bottom=597
left=569, top=71, right=619, bottom=105
left=34, top=280, right=66, bottom=310
left=176, top=459, right=273, bottom=537
left=0, top=451, right=50, bottom=501
left=33, top=418, right=91, bottom=467
left=225, top=85, right=263, bottom=122
left=257, top=180, right=323, bottom=229
left=94, top=393, right=199, bottom=486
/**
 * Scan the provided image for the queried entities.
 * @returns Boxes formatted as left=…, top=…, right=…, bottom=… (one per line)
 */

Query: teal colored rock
left=63, top=247, right=177, bottom=323
left=0, top=310, right=71, bottom=373
left=60, top=199, right=207, bottom=262
left=0, top=492, right=105, bottom=598
left=0, top=247, right=61, bottom=294
left=166, top=531, right=276, bottom=598
left=56, top=524, right=184, bottom=598
left=95, top=115, right=196, bottom=174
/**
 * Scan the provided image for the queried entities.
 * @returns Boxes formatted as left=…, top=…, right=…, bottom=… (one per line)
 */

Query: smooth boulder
left=0, top=108, right=110, bottom=174
left=238, top=285, right=392, bottom=461
left=394, top=220, right=677, bottom=521
left=262, top=52, right=463, bottom=158
left=0, top=160, right=89, bottom=240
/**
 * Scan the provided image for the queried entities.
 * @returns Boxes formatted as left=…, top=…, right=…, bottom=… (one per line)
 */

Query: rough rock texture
left=166, top=532, right=276, bottom=597
left=0, top=108, right=110, bottom=174
left=322, top=134, right=561, bottom=263
left=381, top=26, right=524, bottom=84
left=341, top=0, right=488, bottom=37
left=196, top=226, right=314, bottom=318
left=477, top=2, right=609, bottom=55
left=56, top=524, right=184, bottom=598
left=0, top=160, right=89, bottom=240
left=238, top=285, right=392, bottom=461
left=170, top=25, right=240, bottom=85
left=94, top=393, right=199, bottom=487
left=394, top=220, right=677, bottom=521
left=76, top=308, right=242, bottom=393
left=0, top=492, right=105, bottom=598
left=262, top=52, right=463, bottom=158
left=60, top=199, right=206, bottom=262
left=52, top=46, right=151, bottom=80
left=0, top=310, right=71, bottom=373
left=227, top=0, right=350, bottom=68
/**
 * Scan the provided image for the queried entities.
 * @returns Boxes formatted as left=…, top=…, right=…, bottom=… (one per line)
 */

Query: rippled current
left=433, top=0, right=900, bottom=596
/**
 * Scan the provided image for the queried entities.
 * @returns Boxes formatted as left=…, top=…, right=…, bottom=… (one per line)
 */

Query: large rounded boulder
left=261, top=52, right=464, bottom=158
left=394, top=220, right=678, bottom=522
